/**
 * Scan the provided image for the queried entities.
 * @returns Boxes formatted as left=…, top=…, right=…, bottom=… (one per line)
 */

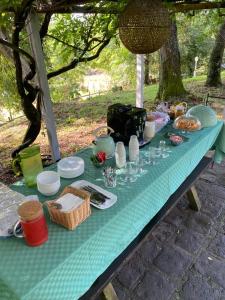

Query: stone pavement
left=109, top=162, right=225, bottom=300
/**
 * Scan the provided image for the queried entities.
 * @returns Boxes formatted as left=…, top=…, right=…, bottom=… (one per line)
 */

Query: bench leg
left=100, top=283, right=119, bottom=300
left=187, top=186, right=201, bottom=211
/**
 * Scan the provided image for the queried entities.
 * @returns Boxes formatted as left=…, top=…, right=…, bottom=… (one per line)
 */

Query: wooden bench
left=79, top=156, right=212, bottom=300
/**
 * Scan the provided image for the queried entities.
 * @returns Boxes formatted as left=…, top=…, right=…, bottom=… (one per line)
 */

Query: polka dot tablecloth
left=0, top=121, right=223, bottom=300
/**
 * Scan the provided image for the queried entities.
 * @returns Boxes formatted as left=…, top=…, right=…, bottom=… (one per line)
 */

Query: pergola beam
left=173, top=2, right=225, bottom=13
left=34, top=2, right=225, bottom=14
left=136, top=55, right=144, bottom=109
left=26, top=11, right=61, bottom=162
left=2, top=1, right=225, bottom=14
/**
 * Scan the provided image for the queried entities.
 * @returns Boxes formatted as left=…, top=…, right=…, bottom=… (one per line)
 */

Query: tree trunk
left=206, top=21, right=225, bottom=87
left=144, top=54, right=150, bottom=85
left=157, top=19, right=186, bottom=101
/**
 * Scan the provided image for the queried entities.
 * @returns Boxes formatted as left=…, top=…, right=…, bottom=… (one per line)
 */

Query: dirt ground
left=0, top=81, right=224, bottom=185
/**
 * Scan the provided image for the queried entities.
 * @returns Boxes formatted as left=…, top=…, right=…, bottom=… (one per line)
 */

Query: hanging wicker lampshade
left=119, top=0, right=171, bottom=54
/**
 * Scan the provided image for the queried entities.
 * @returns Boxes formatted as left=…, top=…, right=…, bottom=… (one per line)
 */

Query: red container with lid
left=14, top=200, right=48, bottom=247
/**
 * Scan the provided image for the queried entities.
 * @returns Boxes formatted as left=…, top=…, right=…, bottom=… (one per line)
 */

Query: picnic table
left=0, top=121, right=224, bottom=300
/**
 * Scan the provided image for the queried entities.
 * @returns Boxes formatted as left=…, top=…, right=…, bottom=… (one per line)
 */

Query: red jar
left=14, top=200, right=48, bottom=247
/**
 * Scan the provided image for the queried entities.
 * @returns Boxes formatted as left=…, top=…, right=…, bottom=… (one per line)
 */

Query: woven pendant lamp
left=119, top=0, right=171, bottom=54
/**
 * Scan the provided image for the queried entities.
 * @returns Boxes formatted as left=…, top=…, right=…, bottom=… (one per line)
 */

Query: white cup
left=115, top=142, right=126, bottom=169
left=37, top=171, right=60, bottom=196
left=144, top=121, right=155, bottom=140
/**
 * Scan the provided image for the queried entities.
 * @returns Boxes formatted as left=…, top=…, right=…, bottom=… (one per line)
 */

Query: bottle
left=115, top=142, right=126, bottom=168
left=129, top=135, right=139, bottom=162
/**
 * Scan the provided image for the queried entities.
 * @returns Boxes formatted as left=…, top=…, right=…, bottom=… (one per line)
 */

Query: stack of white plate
left=57, top=157, right=84, bottom=179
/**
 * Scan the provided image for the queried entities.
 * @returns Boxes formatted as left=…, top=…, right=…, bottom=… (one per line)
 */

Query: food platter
left=173, top=116, right=202, bottom=132
left=172, top=123, right=202, bottom=132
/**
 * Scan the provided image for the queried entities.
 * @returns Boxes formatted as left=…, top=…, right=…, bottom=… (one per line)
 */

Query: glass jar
left=13, top=200, right=48, bottom=247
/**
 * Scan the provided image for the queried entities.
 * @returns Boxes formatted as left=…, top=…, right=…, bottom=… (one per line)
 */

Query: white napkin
left=56, top=193, right=83, bottom=212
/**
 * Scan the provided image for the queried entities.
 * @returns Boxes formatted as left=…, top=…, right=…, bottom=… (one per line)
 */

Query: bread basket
left=46, top=186, right=91, bottom=230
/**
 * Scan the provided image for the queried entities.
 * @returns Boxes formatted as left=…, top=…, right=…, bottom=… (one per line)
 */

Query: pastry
left=174, top=116, right=201, bottom=131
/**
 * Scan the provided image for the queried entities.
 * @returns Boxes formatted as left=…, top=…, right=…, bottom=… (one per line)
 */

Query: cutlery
left=81, top=186, right=108, bottom=205
left=82, top=186, right=110, bottom=199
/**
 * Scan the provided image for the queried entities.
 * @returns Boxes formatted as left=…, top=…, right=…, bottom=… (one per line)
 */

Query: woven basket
left=46, top=186, right=91, bottom=230
left=119, top=0, right=171, bottom=54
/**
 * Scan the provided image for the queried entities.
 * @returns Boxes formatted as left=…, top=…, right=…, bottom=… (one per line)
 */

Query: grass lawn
left=0, top=74, right=225, bottom=184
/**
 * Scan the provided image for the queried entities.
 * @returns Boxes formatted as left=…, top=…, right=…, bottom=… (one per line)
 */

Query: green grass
left=1, top=73, right=225, bottom=184
left=82, top=72, right=225, bottom=107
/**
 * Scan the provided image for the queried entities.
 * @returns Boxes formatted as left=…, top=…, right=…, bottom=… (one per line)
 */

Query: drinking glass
left=120, top=162, right=137, bottom=183
left=145, top=147, right=157, bottom=165
left=158, top=140, right=169, bottom=159
left=135, top=154, right=147, bottom=176
left=103, top=167, right=117, bottom=188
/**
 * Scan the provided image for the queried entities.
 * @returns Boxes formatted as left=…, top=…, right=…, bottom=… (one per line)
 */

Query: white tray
left=70, top=180, right=117, bottom=210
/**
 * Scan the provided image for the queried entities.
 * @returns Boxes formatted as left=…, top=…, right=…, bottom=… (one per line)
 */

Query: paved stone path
left=109, top=162, right=225, bottom=300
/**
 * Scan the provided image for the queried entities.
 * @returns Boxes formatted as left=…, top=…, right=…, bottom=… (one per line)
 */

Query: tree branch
left=46, top=33, right=83, bottom=51
left=36, top=5, right=121, bottom=14
left=11, top=0, right=42, bottom=159
left=47, top=37, right=111, bottom=79
left=0, top=37, right=35, bottom=66
left=40, top=12, right=52, bottom=41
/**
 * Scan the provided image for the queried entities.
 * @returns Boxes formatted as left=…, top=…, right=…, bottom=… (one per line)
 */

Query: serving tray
left=71, top=180, right=117, bottom=210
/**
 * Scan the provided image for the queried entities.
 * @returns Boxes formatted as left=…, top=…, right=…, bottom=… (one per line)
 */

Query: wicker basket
left=46, top=186, right=91, bottom=230
left=119, top=0, right=171, bottom=54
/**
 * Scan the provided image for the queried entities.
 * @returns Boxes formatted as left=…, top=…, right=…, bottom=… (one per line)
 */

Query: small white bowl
left=37, top=171, right=60, bottom=196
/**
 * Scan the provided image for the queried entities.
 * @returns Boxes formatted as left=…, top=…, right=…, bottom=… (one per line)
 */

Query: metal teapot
left=92, top=126, right=115, bottom=159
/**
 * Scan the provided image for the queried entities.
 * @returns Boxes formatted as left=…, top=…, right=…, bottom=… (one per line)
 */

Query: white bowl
left=37, top=171, right=60, bottom=196
left=57, top=157, right=84, bottom=179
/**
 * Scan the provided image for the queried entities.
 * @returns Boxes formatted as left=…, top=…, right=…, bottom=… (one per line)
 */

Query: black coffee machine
left=107, top=103, right=147, bottom=145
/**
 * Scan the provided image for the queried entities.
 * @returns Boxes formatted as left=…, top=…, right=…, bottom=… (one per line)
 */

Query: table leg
left=187, top=186, right=201, bottom=211
left=100, top=283, right=119, bottom=300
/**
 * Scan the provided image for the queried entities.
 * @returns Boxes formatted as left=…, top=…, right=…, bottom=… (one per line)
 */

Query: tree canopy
left=0, top=0, right=225, bottom=158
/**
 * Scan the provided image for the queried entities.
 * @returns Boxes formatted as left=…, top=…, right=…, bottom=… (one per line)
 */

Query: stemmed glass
left=158, top=140, right=170, bottom=159
left=145, top=147, right=157, bottom=165
left=135, top=154, right=147, bottom=176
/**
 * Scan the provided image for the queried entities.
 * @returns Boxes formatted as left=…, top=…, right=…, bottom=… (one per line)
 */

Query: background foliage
left=0, top=7, right=225, bottom=117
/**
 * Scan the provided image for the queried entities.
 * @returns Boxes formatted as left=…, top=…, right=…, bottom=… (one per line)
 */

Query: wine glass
left=158, top=140, right=169, bottom=159
left=135, top=154, right=147, bottom=176
left=146, top=147, right=157, bottom=165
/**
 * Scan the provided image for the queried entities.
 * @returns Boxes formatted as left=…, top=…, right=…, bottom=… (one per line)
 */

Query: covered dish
left=173, top=115, right=201, bottom=131
left=186, top=105, right=217, bottom=128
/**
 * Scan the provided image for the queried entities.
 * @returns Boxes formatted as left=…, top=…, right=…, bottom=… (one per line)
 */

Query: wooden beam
left=173, top=2, right=225, bottom=13
left=33, top=1, right=225, bottom=14
left=136, top=54, right=144, bottom=108
left=100, top=283, right=119, bottom=300
left=3, top=1, right=225, bottom=14
left=26, top=11, right=61, bottom=162
left=186, top=186, right=201, bottom=211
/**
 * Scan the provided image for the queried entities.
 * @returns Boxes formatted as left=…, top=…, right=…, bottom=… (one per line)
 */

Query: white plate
left=57, top=156, right=84, bottom=178
left=70, top=180, right=117, bottom=210
left=139, top=138, right=152, bottom=148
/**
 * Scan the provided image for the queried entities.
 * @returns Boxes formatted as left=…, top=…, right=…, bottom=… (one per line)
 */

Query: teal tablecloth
left=0, top=121, right=224, bottom=300
left=214, top=121, right=225, bottom=163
